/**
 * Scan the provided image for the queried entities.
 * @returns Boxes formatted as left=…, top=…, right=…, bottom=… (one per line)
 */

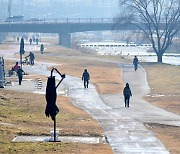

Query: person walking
left=35, top=38, right=39, bottom=45
left=40, top=44, right=44, bottom=54
left=17, top=66, right=24, bottom=85
left=133, top=56, right=139, bottom=71
left=123, top=83, right=132, bottom=107
left=29, top=38, right=32, bottom=45
left=82, top=69, right=90, bottom=88
left=33, top=37, right=36, bottom=43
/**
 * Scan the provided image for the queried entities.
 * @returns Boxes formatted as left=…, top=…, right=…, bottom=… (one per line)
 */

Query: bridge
left=0, top=18, right=156, bottom=47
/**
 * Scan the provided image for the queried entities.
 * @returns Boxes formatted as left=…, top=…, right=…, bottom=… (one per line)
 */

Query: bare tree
left=118, top=0, right=180, bottom=62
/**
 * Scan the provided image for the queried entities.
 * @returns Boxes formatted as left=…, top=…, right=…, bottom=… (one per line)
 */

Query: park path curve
left=2, top=42, right=179, bottom=153
left=101, top=63, right=180, bottom=127
left=17, top=62, right=173, bottom=154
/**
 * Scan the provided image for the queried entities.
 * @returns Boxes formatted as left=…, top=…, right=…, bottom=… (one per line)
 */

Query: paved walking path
left=5, top=61, right=180, bottom=153
left=102, top=63, right=180, bottom=126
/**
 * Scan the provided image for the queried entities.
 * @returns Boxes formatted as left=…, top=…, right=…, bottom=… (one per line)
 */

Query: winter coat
left=82, top=71, right=90, bottom=81
left=133, top=57, right=138, bottom=65
left=29, top=52, right=35, bottom=60
left=17, top=68, right=24, bottom=77
left=123, top=86, right=132, bottom=96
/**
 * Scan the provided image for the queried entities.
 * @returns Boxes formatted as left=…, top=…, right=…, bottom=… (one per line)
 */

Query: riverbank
left=78, top=45, right=180, bottom=66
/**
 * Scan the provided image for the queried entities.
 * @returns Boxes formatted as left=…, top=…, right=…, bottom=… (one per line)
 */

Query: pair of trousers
left=18, top=75, right=22, bottom=85
left=84, top=80, right=89, bottom=88
left=30, top=59, right=34, bottom=65
left=134, top=64, right=138, bottom=71
left=124, top=95, right=130, bottom=107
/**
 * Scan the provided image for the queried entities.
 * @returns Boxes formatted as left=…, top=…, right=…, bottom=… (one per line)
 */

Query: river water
left=86, top=46, right=180, bottom=66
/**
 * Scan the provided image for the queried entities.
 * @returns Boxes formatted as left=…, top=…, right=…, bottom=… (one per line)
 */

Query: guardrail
left=0, top=18, right=117, bottom=24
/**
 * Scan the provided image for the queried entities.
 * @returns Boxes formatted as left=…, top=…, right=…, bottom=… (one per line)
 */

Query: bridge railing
left=0, top=18, right=117, bottom=24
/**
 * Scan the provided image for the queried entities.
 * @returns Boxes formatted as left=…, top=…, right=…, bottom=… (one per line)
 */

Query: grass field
left=0, top=90, right=113, bottom=154
left=142, top=62, right=180, bottom=154
left=142, top=62, right=180, bottom=115
left=0, top=38, right=180, bottom=153
left=1, top=39, right=114, bottom=154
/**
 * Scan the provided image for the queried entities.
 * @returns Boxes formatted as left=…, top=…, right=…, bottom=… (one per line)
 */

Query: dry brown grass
left=0, top=90, right=112, bottom=154
left=0, top=90, right=104, bottom=136
left=1, top=39, right=115, bottom=153
left=145, top=123, right=180, bottom=154
left=3, top=59, right=16, bottom=70
left=54, top=61, right=123, bottom=94
left=0, top=41, right=13, bottom=50
left=143, top=63, right=180, bottom=95
left=28, top=41, right=124, bottom=94
left=142, top=62, right=180, bottom=154
left=145, top=96, right=180, bottom=115
left=1, top=38, right=180, bottom=153
left=142, top=62, right=180, bottom=114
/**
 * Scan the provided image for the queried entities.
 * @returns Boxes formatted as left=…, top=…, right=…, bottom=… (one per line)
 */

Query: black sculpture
left=19, top=37, right=25, bottom=68
left=45, top=68, right=65, bottom=141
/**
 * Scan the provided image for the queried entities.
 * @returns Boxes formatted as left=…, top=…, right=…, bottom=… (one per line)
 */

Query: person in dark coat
left=29, top=38, right=32, bottom=45
left=123, top=83, right=132, bottom=107
left=40, top=44, right=44, bottom=54
left=29, top=52, right=35, bottom=65
left=35, top=38, right=39, bottom=45
left=17, top=66, right=24, bottom=85
left=133, top=56, right=139, bottom=71
left=82, top=69, right=90, bottom=88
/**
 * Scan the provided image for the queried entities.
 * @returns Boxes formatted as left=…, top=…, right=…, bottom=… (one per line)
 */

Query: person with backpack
left=123, top=83, right=132, bottom=107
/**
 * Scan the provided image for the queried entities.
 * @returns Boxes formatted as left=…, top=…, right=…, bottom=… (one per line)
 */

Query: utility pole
left=0, top=0, right=3, bottom=19
left=21, top=0, right=24, bottom=16
left=35, top=0, right=37, bottom=17
left=8, top=0, right=12, bottom=17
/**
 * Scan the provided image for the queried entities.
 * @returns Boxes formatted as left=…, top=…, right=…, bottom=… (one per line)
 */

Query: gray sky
left=1, top=0, right=120, bottom=19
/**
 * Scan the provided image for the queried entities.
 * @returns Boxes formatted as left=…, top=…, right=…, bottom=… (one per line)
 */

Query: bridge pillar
left=0, top=33, right=7, bottom=43
left=59, top=33, right=71, bottom=48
